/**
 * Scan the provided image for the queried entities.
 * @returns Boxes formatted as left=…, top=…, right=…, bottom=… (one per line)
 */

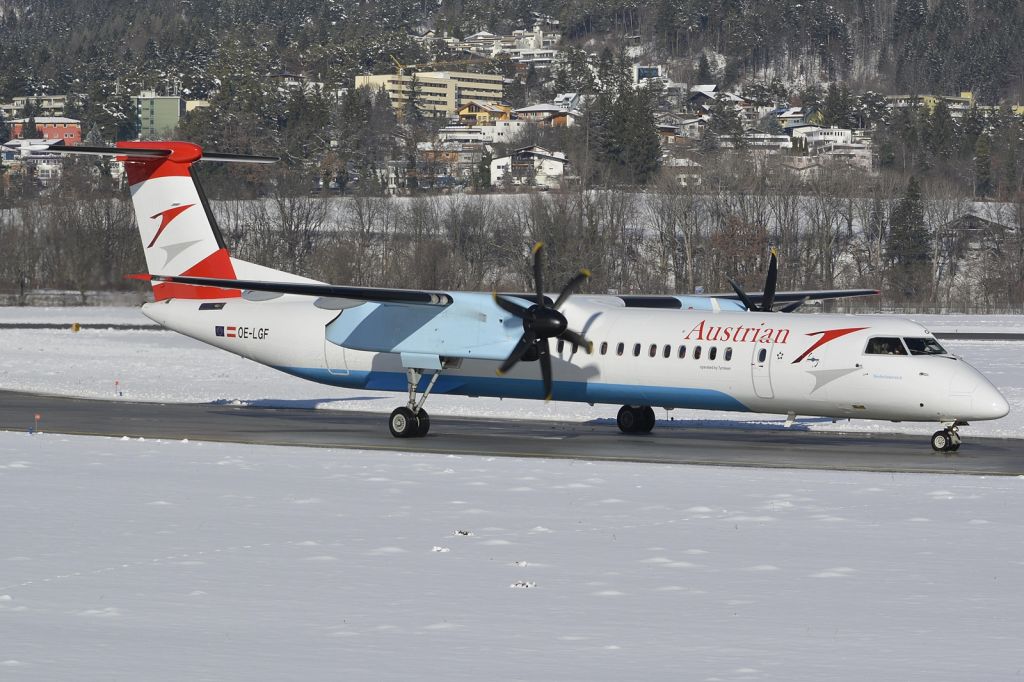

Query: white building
left=490, top=146, right=567, bottom=189
left=792, top=126, right=853, bottom=151
left=438, top=119, right=530, bottom=144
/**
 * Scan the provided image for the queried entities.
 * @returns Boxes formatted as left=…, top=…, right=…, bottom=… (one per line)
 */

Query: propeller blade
left=778, top=297, right=807, bottom=313
left=532, top=242, right=545, bottom=306
left=761, top=247, right=778, bottom=312
left=727, top=276, right=758, bottom=312
left=493, top=292, right=529, bottom=319
left=537, top=337, right=553, bottom=401
left=560, top=328, right=593, bottom=353
left=497, top=332, right=536, bottom=375
left=553, top=268, right=591, bottom=309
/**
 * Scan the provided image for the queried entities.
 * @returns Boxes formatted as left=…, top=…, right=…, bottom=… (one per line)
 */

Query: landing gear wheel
left=931, top=429, right=953, bottom=452
left=617, top=406, right=655, bottom=434
left=617, top=405, right=640, bottom=433
left=389, top=407, right=419, bottom=438
left=415, top=409, right=430, bottom=437
left=639, top=406, right=656, bottom=433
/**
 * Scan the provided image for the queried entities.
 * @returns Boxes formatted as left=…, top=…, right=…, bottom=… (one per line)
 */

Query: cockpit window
left=865, top=337, right=908, bottom=355
left=903, top=337, right=947, bottom=355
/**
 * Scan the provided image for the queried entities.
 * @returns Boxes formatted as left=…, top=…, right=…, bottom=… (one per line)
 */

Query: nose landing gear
left=931, top=425, right=961, bottom=452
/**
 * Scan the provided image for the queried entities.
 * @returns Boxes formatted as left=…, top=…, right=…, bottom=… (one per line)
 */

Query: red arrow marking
left=147, top=204, right=195, bottom=248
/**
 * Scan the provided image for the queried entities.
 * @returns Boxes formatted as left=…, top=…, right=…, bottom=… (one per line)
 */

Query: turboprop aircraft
left=41, top=141, right=1008, bottom=451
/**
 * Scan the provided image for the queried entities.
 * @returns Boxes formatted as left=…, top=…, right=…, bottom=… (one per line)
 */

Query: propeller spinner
left=494, top=243, right=592, bottom=401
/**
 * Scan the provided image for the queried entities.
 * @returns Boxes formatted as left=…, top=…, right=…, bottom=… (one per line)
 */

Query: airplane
left=40, top=141, right=1009, bottom=452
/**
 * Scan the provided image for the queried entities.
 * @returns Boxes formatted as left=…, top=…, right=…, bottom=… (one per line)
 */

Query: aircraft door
left=751, top=341, right=774, bottom=399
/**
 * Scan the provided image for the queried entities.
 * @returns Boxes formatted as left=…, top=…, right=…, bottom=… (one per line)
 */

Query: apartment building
left=354, top=71, right=504, bottom=117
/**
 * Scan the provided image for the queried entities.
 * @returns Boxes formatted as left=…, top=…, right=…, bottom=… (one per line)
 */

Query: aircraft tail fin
left=40, top=141, right=278, bottom=301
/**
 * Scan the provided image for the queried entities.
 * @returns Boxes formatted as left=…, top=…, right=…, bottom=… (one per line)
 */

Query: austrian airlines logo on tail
left=147, top=204, right=195, bottom=247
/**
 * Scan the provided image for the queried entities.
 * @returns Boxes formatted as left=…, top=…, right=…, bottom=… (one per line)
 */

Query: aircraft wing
left=704, top=289, right=880, bottom=303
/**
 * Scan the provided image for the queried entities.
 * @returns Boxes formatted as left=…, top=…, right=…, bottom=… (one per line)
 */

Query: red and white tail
left=43, top=140, right=308, bottom=300
left=119, top=141, right=244, bottom=300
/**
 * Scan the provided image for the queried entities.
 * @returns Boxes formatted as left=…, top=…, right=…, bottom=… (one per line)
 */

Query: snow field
left=1, top=431, right=1023, bottom=680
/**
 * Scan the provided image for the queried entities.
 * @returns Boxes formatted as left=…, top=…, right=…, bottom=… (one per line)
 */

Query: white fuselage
left=142, top=294, right=1009, bottom=424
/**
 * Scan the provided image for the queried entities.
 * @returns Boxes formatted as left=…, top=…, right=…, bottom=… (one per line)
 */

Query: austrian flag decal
left=214, top=325, right=269, bottom=340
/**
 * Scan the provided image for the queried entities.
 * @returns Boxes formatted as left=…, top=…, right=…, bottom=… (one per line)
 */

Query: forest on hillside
left=1, top=0, right=1022, bottom=311
left=1, top=0, right=1023, bottom=111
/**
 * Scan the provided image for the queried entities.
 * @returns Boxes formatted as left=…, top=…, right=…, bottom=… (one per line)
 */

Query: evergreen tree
left=974, top=133, right=993, bottom=198
left=797, top=84, right=822, bottom=111
left=696, top=53, right=713, bottom=84
left=958, top=105, right=986, bottom=160
left=821, top=82, right=855, bottom=128
left=927, top=99, right=956, bottom=160
left=20, top=115, right=38, bottom=139
left=0, top=113, right=9, bottom=144
left=886, top=176, right=932, bottom=302
left=704, top=98, right=745, bottom=150
left=619, top=84, right=662, bottom=184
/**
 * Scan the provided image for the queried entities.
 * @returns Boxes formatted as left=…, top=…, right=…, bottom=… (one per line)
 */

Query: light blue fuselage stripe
left=273, top=366, right=752, bottom=412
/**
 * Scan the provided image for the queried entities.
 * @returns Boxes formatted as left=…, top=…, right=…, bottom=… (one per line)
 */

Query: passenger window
left=663, top=344, right=671, bottom=358
left=725, top=347, right=732, bottom=361
left=709, top=347, right=717, bottom=361
left=758, top=348, right=767, bottom=363
left=693, top=346, right=702, bottom=360
left=600, top=342, right=608, bottom=355
left=866, top=337, right=908, bottom=355
left=633, top=343, right=641, bottom=357
left=678, top=345, right=687, bottom=359
left=616, top=342, right=624, bottom=356
left=649, top=344, right=657, bottom=358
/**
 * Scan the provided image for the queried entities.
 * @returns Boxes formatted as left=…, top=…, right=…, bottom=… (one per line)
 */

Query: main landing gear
left=617, top=405, right=656, bottom=434
left=389, top=367, right=441, bottom=438
left=931, top=424, right=962, bottom=452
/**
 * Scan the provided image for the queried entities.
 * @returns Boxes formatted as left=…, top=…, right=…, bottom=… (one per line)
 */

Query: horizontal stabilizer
left=138, top=274, right=454, bottom=306
left=25, top=142, right=278, bottom=164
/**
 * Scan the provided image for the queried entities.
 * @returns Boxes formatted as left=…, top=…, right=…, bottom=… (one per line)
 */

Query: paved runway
left=2, top=390, right=1021, bottom=475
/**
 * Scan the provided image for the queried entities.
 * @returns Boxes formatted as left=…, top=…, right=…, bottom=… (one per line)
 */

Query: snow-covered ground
left=2, top=431, right=1022, bottom=681
left=0, top=307, right=1020, bottom=439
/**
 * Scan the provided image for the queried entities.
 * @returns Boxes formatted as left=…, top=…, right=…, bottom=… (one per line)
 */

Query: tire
left=639, top=406, right=656, bottom=433
left=389, top=407, right=419, bottom=438
left=931, top=429, right=950, bottom=452
left=617, top=405, right=639, bottom=433
left=415, top=409, right=430, bottom=437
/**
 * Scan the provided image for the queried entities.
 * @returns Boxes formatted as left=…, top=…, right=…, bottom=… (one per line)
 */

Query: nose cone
left=946, top=360, right=1009, bottom=421
left=972, top=382, right=1010, bottom=420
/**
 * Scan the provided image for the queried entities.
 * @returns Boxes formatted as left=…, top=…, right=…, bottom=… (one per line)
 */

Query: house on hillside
left=8, top=117, right=81, bottom=145
left=513, top=103, right=577, bottom=127
left=490, top=145, right=567, bottom=189
left=663, top=156, right=703, bottom=187
left=777, top=107, right=823, bottom=130
left=457, top=100, right=512, bottom=125
left=513, top=103, right=564, bottom=122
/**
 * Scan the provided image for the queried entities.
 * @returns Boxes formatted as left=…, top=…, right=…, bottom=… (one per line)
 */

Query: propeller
left=727, top=247, right=798, bottom=312
left=494, top=242, right=593, bottom=401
